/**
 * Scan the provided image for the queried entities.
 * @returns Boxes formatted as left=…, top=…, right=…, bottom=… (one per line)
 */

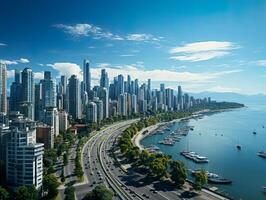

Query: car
left=90, top=173, right=93, bottom=175
left=93, top=181, right=96, bottom=184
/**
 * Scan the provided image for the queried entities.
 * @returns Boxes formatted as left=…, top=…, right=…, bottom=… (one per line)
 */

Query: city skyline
left=0, top=0, right=266, bottom=95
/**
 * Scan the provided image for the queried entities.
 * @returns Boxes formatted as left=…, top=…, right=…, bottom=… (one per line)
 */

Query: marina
left=141, top=103, right=266, bottom=200
left=191, top=170, right=232, bottom=184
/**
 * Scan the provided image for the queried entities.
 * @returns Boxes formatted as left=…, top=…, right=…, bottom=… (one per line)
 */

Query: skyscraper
left=10, top=69, right=21, bottom=112
left=83, top=59, right=91, bottom=93
left=68, top=75, right=81, bottom=119
left=0, top=62, right=7, bottom=114
left=41, top=71, right=56, bottom=108
left=118, top=93, right=127, bottom=116
left=21, top=68, right=34, bottom=120
left=99, top=87, right=109, bottom=118
left=117, top=74, right=124, bottom=96
left=100, top=69, right=109, bottom=89
left=86, top=102, right=97, bottom=123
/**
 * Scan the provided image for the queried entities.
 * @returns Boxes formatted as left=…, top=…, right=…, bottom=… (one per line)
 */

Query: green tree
left=64, top=186, right=75, bottom=200
left=194, top=171, right=208, bottom=190
left=83, top=185, right=113, bottom=200
left=61, top=168, right=65, bottom=183
left=169, top=160, right=187, bottom=187
left=0, top=186, right=9, bottom=200
left=43, top=174, right=60, bottom=198
left=15, top=186, right=38, bottom=200
left=63, top=153, right=68, bottom=166
left=149, top=155, right=170, bottom=178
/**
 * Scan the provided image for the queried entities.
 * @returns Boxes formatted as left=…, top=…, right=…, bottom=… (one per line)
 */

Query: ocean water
left=141, top=103, right=266, bottom=200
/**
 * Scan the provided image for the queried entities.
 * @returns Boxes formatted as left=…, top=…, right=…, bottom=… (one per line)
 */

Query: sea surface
left=141, top=103, right=266, bottom=200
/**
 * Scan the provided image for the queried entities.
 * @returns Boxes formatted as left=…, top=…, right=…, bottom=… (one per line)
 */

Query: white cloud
left=0, top=43, right=6, bottom=46
left=18, top=58, right=30, bottom=63
left=170, top=41, right=240, bottom=62
left=206, top=86, right=242, bottom=93
left=34, top=72, right=44, bottom=79
left=1, top=60, right=18, bottom=65
left=0, top=58, right=30, bottom=65
left=256, top=60, right=266, bottom=66
left=54, top=23, right=160, bottom=42
left=47, top=62, right=82, bottom=79
left=126, top=34, right=159, bottom=41
left=7, top=70, right=15, bottom=78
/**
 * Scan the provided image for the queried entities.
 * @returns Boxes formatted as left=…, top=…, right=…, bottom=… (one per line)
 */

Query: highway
left=75, top=120, right=229, bottom=200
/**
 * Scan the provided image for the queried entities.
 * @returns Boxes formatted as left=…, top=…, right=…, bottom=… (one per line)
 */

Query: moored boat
left=192, top=170, right=232, bottom=184
left=257, top=151, right=266, bottom=158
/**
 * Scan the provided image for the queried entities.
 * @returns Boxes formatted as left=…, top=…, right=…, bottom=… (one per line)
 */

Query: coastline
left=132, top=107, right=243, bottom=151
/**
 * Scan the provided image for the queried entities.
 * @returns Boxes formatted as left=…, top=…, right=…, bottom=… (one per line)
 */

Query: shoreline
left=132, top=107, right=242, bottom=151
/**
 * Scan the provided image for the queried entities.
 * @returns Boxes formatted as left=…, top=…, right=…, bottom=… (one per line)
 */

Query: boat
left=180, top=151, right=209, bottom=163
left=257, top=151, right=266, bottom=158
left=253, top=131, right=257, bottom=135
left=236, top=144, right=241, bottom=150
left=192, top=170, right=232, bottom=184
left=262, top=186, right=266, bottom=192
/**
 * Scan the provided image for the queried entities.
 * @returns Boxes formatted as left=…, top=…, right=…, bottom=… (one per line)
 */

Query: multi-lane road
left=73, top=119, right=228, bottom=200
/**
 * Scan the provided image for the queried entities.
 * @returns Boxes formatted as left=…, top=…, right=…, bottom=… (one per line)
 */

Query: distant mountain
left=189, top=92, right=266, bottom=105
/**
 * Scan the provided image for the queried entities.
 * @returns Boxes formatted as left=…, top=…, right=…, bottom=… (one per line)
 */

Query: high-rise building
left=86, top=102, right=97, bottom=123
left=131, top=94, right=137, bottom=113
left=99, top=87, right=109, bottom=118
left=177, top=85, right=183, bottom=110
left=118, top=93, right=127, bottom=116
left=6, top=113, right=44, bottom=189
left=21, top=68, right=34, bottom=120
left=10, top=70, right=21, bottom=112
left=0, top=62, right=7, bottom=114
left=100, top=69, right=109, bottom=89
left=94, top=98, right=103, bottom=122
left=68, top=75, right=81, bottom=119
left=58, top=109, right=69, bottom=132
left=34, top=83, right=42, bottom=121
left=40, top=71, right=56, bottom=108
left=117, top=74, right=124, bottom=96
left=42, top=107, right=59, bottom=137
left=83, top=59, right=91, bottom=93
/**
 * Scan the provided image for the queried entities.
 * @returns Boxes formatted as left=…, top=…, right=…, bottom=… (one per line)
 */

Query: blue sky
left=0, top=0, right=266, bottom=95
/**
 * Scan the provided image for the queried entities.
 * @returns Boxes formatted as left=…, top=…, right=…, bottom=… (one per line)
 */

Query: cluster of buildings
left=0, top=59, right=211, bottom=190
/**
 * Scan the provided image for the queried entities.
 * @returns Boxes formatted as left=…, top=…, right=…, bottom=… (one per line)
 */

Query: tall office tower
left=81, top=91, right=88, bottom=113
left=130, top=81, right=135, bottom=96
left=0, top=123, right=9, bottom=183
left=147, top=79, right=151, bottom=91
left=152, top=96, right=158, bottom=111
left=138, top=88, right=145, bottom=101
left=21, top=68, right=34, bottom=120
left=34, top=83, right=42, bottom=121
left=94, top=98, right=103, bottom=122
left=109, top=83, right=115, bottom=100
left=0, top=62, right=7, bottom=114
left=117, top=74, right=124, bottom=96
left=134, top=79, right=139, bottom=95
left=127, top=93, right=132, bottom=115
left=139, top=99, right=147, bottom=113
left=131, top=94, right=137, bottom=113
left=124, top=81, right=128, bottom=93
left=100, top=69, right=109, bottom=89
left=10, top=70, right=22, bottom=112
left=86, top=102, right=97, bottom=123
left=99, top=87, right=109, bottom=118
left=59, top=75, right=67, bottom=109
left=184, top=93, right=190, bottom=109
left=42, top=107, right=59, bottom=137
left=118, top=93, right=127, bottom=116
left=6, top=113, right=44, bottom=189
left=68, top=75, right=81, bottom=119
left=127, top=75, right=131, bottom=94
left=177, top=85, right=183, bottom=110
left=41, top=71, right=56, bottom=108
left=173, top=96, right=178, bottom=110
left=58, top=109, right=69, bottom=132
left=113, top=77, right=118, bottom=99
left=160, top=83, right=166, bottom=105
left=165, top=88, right=173, bottom=110
left=83, top=59, right=91, bottom=93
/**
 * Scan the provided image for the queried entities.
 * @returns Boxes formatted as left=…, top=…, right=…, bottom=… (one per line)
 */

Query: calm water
left=141, top=104, right=266, bottom=200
